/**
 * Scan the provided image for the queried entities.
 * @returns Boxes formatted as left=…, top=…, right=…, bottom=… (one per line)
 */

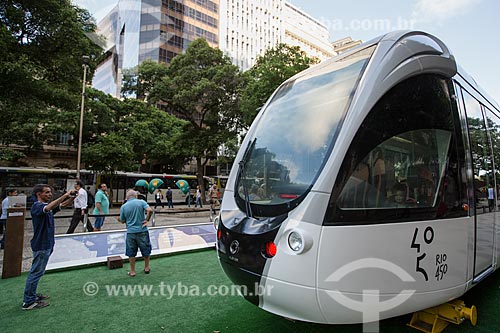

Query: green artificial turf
left=0, top=249, right=499, bottom=332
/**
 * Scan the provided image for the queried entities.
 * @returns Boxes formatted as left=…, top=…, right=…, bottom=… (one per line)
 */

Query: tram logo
left=325, top=258, right=416, bottom=332
left=229, top=240, right=240, bottom=255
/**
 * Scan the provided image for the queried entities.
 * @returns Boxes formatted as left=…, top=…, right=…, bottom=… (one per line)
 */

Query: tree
left=240, top=43, right=317, bottom=129
left=0, top=0, right=102, bottom=152
left=116, top=98, right=189, bottom=172
left=0, top=148, right=25, bottom=165
left=82, top=133, right=136, bottom=174
left=79, top=88, right=188, bottom=174
left=149, top=38, right=245, bottom=197
left=122, top=60, right=169, bottom=100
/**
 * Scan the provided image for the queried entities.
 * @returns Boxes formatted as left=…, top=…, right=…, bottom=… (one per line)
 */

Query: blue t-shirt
left=93, top=189, right=110, bottom=215
left=30, top=201, right=59, bottom=251
left=120, top=198, right=149, bottom=234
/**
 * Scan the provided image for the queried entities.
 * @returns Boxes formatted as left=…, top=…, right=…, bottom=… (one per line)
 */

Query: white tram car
left=215, top=30, right=500, bottom=324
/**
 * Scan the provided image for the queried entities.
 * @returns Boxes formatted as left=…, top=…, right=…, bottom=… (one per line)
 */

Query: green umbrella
left=175, top=180, right=190, bottom=194
left=135, top=179, right=149, bottom=189
left=148, top=178, right=164, bottom=194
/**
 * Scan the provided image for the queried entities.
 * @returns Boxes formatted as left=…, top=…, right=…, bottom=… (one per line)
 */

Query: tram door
left=463, top=91, right=495, bottom=277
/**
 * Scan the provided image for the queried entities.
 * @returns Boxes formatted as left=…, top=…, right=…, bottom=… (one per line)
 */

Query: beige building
left=0, top=144, right=77, bottom=169
left=219, top=0, right=335, bottom=70
left=283, top=2, right=335, bottom=61
left=332, top=36, right=362, bottom=54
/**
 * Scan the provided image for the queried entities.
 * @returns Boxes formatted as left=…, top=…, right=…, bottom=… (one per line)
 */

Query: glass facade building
left=93, top=0, right=219, bottom=97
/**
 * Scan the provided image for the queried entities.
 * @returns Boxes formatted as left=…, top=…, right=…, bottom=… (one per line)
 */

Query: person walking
left=209, top=184, right=218, bottom=209
left=195, top=185, right=203, bottom=208
left=22, top=185, right=75, bottom=310
left=93, top=183, right=110, bottom=231
left=154, top=189, right=164, bottom=210
left=165, top=187, right=173, bottom=208
left=1, top=188, right=18, bottom=249
left=66, top=180, right=92, bottom=233
left=119, top=189, right=153, bottom=277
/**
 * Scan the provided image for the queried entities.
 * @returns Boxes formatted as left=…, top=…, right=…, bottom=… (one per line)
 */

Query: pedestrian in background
left=1, top=188, right=18, bottom=249
left=119, top=189, right=153, bottom=277
left=93, top=183, right=110, bottom=231
left=195, top=185, right=203, bottom=208
left=166, top=187, right=173, bottom=208
left=66, top=180, right=92, bottom=233
left=23, top=184, right=75, bottom=310
left=209, top=184, right=218, bottom=209
left=154, top=189, right=164, bottom=210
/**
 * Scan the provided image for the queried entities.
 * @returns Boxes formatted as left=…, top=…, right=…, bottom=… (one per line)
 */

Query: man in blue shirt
left=120, top=189, right=153, bottom=277
left=92, top=183, right=110, bottom=231
left=23, top=184, right=75, bottom=310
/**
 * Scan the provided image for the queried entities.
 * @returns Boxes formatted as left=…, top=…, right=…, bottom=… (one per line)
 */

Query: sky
left=73, top=0, right=500, bottom=104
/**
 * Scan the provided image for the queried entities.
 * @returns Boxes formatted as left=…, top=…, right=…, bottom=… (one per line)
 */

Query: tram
left=216, top=30, right=500, bottom=324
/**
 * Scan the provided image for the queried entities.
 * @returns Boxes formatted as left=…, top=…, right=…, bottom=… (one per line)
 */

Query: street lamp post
left=77, top=55, right=90, bottom=179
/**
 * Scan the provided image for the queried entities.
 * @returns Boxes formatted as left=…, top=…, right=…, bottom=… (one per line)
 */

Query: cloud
left=411, top=0, right=482, bottom=24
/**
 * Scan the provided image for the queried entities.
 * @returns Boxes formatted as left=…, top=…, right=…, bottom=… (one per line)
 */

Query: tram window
left=338, top=129, right=451, bottom=209
left=484, top=107, right=500, bottom=211
left=463, top=91, right=496, bottom=214
left=327, top=74, right=467, bottom=224
left=235, top=46, right=375, bottom=217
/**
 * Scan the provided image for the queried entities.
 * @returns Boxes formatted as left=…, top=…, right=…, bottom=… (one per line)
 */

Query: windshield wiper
left=236, top=138, right=256, bottom=218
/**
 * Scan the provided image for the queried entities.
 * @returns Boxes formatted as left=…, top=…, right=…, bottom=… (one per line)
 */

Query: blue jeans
left=126, top=231, right=152, bottom=257
left=94, top=217, right=105, bottom=229
left=195, top=197, right=203, bottom=208
left=167, top=199, right=173, bottom=208
left=24, top=249, right=52, bottom=304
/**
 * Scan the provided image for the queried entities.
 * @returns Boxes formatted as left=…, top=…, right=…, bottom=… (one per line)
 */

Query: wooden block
left=107, top=256, right=123, bottom=269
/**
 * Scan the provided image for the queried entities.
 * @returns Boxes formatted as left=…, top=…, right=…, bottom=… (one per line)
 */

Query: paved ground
left=0, top=204, right=215, bottom=273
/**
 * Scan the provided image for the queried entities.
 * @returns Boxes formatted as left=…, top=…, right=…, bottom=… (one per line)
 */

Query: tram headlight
left=288, top=231, right=303, bottom=252
left=213, top=214, right=220, bottom=230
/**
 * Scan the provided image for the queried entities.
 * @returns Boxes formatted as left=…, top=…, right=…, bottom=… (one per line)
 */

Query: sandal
left=127, top=271, right=136, bottom=277
left=144, top=268, right=150, bottom=274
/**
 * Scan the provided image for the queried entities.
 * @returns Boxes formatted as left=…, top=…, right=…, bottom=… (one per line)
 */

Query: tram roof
left=288, top=30, right=498, bottom=111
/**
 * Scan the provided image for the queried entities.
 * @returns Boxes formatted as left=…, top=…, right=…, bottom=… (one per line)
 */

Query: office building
left=93, top=0, right=219, bottom=97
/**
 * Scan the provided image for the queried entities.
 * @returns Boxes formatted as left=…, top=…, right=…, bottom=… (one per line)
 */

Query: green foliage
left=148, top=38, right=245, bottom=186
left=240, top=43, right=317, bottom=128
left=0, top=148, right=25, bottom=163
left=77, top=89, right=188, bottom=174
left=0, top=0, right=102, bottom=150
left=122, top=60, right=169, bottom=100
left=82, top=133, right=136, bottom=173
left=116, top=98, right=189, bottom=171
left=216, top=137, right=239, bottom=169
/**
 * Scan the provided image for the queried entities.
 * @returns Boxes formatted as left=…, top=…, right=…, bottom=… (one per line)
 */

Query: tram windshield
left=236, top=46, right=375, bottom=215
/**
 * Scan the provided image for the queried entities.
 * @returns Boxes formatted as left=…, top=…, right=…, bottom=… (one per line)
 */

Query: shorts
left=126, top=231, right=152, bottom=257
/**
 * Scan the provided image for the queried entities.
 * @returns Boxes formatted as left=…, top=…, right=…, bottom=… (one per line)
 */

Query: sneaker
left=22, top=301, right=49, bottom=310
left=36, top=294, right=50, bottom=301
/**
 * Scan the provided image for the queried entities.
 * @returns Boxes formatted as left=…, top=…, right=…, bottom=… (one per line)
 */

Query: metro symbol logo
left=325, top=258, right=416, bottom=333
